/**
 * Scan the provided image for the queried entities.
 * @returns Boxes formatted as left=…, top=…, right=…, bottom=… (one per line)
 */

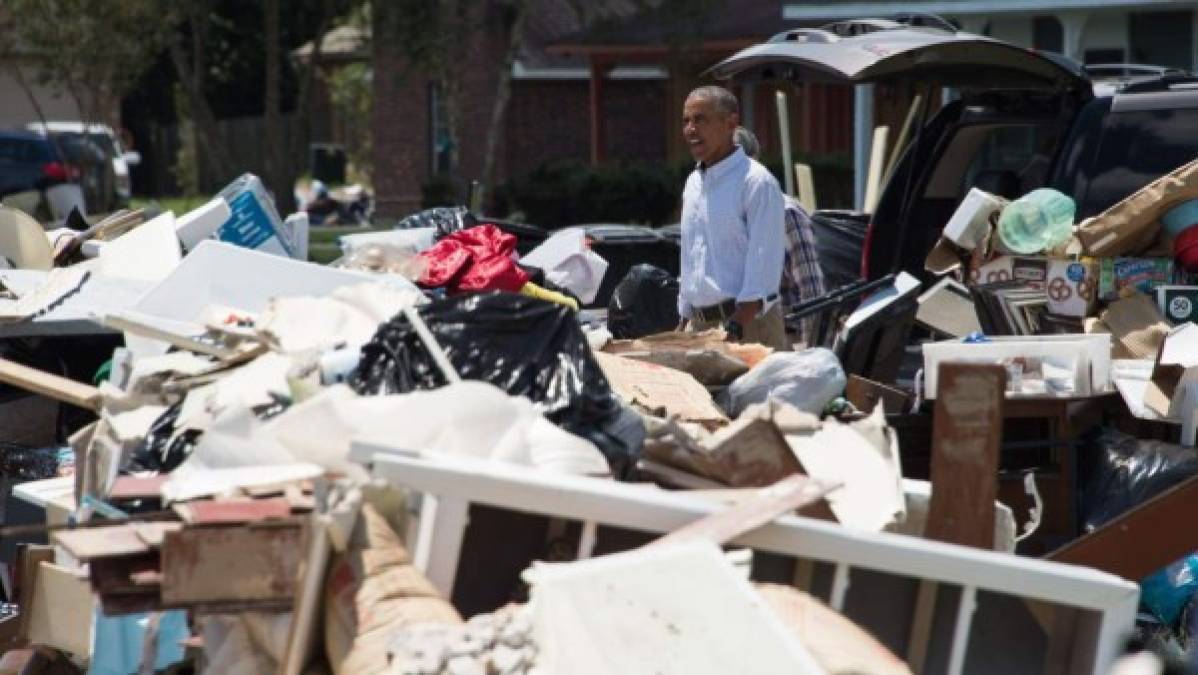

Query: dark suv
left=0, top=130, right=78, bottom=203
left=713, top=18, right=1198, bottom=282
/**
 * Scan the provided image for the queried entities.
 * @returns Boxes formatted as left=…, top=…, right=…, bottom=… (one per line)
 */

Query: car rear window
left=1080, top=107, right=1198, bottom=217
left=0, top=138, right=53, bottom=163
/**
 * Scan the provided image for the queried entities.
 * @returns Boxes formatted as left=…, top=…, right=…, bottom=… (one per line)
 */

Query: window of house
left=429, top=82, right=453, bottom=175
left=1129, top=11, right=1194, bottom=70
left=1033, top=16, right=1064, bottom=54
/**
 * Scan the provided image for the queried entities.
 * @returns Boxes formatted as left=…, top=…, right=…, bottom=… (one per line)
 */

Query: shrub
left=503, top=161, right=681, bottom=228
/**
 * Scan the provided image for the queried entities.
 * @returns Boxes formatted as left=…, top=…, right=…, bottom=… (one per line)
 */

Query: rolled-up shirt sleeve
left=736, top=174, right=786, bottom=310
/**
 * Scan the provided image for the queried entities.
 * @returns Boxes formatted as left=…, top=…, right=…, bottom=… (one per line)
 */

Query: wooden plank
left=160, top=522, right=303, bottom=607
left=0, top=357, right=100, bottom=411
left=14, top=545, right=54, bottom=643
left=652, top=474, right=836, bottom=548
left=53, top=522, right=181, bottom=560
left=1048, top=472, right=1198, bottom=580
left=173, top=497, right=292, bottom=525
left=25, top=562, right=92, bottom=656
left=926, top=363, right=1005, bottom=550
left=846, top=375, right=911, bottom=415
left=108, top=475, right=169, bottom=501
left=53, top=524, right=151, bottom=560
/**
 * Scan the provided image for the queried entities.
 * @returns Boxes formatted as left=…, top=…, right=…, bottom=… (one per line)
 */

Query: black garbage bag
left=351, top=293, right=643, bottom=478
left=607, top=264, right=680, bottom=339
left=396, top=206, right=476, bottom=237
left=810, top=210, right=867, bottom=291
left=0, top=445, right=69, bottom=481
left=125, top=404, right=202, bottom=474
left=1080, top=428, right=1198, bottom=532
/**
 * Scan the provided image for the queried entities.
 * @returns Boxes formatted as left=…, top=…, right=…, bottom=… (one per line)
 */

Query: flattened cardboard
left=1100, top=291, right=1171, bottom=361
left=1146, top=323, right=1198, bottom=418
left=595, top=352, right=727, bottom=426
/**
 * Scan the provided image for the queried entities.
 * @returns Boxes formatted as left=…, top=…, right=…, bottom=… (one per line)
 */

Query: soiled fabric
left=417, top=224, right=529, bottom=293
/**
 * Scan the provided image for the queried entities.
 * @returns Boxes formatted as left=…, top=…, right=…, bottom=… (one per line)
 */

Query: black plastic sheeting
left=810, top=210, right=868, bottom=291
left=1080, top=428, right=1198, bottom=532
left=125, top=404, right=202, bottom=474
left=351, top=293, right=644, bottom=478
left=607, top=264, right=680, bottom=339
left=0, top=446, right=68, bottom=481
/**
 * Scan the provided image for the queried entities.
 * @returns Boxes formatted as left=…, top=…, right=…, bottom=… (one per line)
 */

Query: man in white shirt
left=677, top=86, right=788, bottom=350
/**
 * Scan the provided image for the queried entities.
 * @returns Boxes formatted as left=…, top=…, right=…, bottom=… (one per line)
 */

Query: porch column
left=853, top=84, right=874, bottom=211
left=589, top=61, right=613, bottom=165
left=1061, top=12, right=1091, bottom=63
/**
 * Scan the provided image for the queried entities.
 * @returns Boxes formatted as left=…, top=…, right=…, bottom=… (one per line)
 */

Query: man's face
left=683, top=95, right=737, bottom=166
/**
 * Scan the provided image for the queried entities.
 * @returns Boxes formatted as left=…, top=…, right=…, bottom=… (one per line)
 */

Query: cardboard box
left=1098, top=258, right=1174, bottom=301
left=1158, top=285, right=1198, bottom=324
left=944, top=188, right=1008, bottom=249
left=1077, top=158, right=1198, bottom=257
left=215, top=174, right=295, bottom=258
left=967, top=256, right=1097, bottom=316
left=924, top=190, right=1006, bottom=275
left=1145, top=323, right=1198, bottom=418
left=1046, top=258, right=1099, bottom=318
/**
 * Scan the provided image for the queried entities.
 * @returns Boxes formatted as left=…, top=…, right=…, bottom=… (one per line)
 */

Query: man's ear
left=728, top=112, right=741, bottom=130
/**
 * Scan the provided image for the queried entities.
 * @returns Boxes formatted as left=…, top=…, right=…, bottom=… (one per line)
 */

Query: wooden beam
left=926, top=363, right=1005, bottom=550
left=651, top=474, right=835, bottom=548
left=1048, top=472, right=1198, bottom=580
left=161, top=522, right=304, bottom=608
left=0, top=357, right=101, bottom=411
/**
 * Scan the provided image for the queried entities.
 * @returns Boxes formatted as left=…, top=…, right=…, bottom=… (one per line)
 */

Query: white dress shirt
left=678, top=146, right=786, bottom=319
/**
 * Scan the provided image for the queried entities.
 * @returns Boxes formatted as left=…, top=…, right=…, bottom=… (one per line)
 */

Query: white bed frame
left=362, top=445, right=1139, bottom=675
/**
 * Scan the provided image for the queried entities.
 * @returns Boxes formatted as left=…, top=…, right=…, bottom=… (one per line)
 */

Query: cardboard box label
left=1099, top=258, right=1174, bottom=301
left=1159, top=286, right=1198, bottom=324
left=1047, top=259, right=1098, bottom=318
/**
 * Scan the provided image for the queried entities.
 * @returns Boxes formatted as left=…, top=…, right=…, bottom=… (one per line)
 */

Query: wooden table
left=996, top=393, right=1117, bottom=550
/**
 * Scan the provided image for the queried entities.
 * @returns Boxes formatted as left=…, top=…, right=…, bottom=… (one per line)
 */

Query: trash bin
left=309, top=143, right=347, bottom=185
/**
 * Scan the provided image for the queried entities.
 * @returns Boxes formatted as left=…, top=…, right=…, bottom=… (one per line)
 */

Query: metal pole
left=853, top=84, right=875, bottom=211
left=775, top=90, right=795, bottom=196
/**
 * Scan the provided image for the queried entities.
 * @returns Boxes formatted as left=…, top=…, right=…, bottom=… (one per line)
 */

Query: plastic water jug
left=996, top=188, right=1076, bottom=255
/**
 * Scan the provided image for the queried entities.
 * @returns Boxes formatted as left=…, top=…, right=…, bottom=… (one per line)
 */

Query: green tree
left=3, top=0, right=171, bottom=130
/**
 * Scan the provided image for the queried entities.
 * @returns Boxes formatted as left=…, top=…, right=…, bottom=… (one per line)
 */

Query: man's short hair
left=687, top=86, right=739, bottom=117
left=733, top=127, right=760, bottom=158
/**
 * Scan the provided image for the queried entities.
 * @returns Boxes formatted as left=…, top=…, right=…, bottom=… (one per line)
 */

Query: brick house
left=370, top=0, right=859, bottom=220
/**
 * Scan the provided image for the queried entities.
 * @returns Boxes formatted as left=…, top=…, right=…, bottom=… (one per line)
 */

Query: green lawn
left=129, top=196, right=391, bottom=264
left=129, top=195, right=211, bottom=216
left=308, top=224, right=392, bottom=264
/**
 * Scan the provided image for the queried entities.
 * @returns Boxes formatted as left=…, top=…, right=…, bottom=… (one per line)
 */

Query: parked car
left=711, top=18, right=1198, bottom=282
left=26, top=122, right=140, bottom=213
left=0, top=129, right=86, bottom=221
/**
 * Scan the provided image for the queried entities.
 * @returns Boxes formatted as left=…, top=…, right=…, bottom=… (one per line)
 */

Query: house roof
left=548, top=1, right=819, bottom=60
left=292, top=23, right=369, bottom=64
left=294, top=1, right=651, bottom=70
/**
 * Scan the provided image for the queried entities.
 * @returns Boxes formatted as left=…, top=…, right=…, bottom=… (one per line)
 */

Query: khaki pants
left=689, top=302, right=790, bottom=351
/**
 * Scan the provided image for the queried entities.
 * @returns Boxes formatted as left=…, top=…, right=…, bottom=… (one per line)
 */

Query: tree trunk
left=263, top=0, right=290, bottom=212
left=273, top=0, right=328, bottom=217
left=480, top=0, right=530, bottom=211
left=167, top=4, right=236, bottom=189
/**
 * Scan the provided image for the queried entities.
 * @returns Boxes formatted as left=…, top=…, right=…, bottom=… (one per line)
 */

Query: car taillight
left=860, top=221, right=875, bottom=279
left=42, top=162, right=69, bottom=182
left=42, top=162, right=80, bottom=182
